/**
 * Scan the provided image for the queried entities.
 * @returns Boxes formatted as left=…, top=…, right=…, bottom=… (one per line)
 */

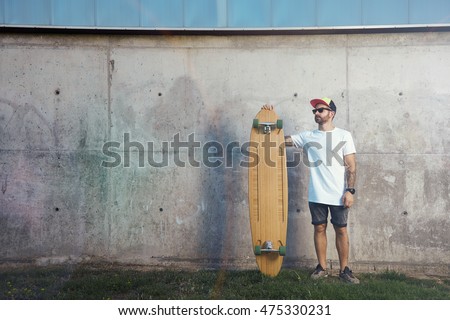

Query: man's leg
left=309, top=202, right=329, bottom=278
left=314, top=223, right=328, bottom=269
left=334, top=225, right=360, bottom=284
left=333, top=225, right=349, bottom=271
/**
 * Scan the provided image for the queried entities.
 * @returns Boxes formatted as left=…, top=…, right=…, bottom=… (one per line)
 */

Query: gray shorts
left=309, top=202, right=348, bottom=227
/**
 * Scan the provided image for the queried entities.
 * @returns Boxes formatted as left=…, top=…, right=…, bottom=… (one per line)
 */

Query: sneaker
left=311, top=264, right=328, bottom=280
left=339, top=267, right=360, bottom=284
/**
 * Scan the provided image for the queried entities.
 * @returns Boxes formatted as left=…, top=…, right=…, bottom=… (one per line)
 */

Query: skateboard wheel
left=279, top=246, right=286, bottom=256
left=276, top=119, right=283, bottom=129
left=254, top=245, right=262, bottom=256
left=252, top=119, right=259, bottom=128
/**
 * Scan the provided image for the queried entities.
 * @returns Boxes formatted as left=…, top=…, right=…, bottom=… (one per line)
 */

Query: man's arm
left=344, top=153, right=356, bottom=188
left=343, top=153, right=356, bottom=208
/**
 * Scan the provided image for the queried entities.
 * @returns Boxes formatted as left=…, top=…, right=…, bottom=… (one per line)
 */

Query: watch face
left=347, top=188, right=355, bottom=194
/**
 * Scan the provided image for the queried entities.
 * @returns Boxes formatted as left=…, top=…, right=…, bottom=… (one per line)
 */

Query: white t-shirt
left=291, top=128, right=356, bottom=206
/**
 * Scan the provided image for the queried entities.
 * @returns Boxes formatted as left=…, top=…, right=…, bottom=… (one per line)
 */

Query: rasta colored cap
left=310, top=97, right=336, bottom=113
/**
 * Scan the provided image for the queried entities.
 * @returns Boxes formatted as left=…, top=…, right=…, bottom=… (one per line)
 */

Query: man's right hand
left=262, top=104, right=274, bottom=110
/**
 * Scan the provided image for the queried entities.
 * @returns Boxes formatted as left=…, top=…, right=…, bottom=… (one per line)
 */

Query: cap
left=310, top=97, right=336, bottom=113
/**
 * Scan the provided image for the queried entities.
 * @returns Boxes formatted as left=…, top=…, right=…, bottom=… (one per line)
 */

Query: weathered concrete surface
left=0, top=32, right=449, bottom=273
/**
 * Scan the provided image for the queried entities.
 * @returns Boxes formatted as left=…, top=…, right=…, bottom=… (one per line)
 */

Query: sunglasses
left=312, top=107, right=333, bottom=114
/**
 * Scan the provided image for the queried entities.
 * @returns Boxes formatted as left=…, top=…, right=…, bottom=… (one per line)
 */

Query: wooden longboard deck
left=248, top=109, right=288, bottom=277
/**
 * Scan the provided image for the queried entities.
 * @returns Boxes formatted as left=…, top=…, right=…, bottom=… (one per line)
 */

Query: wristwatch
left=346, top=188, right=356, bottom=194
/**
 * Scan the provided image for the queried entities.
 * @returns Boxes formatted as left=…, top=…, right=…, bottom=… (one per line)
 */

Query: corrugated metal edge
left=2, top=23, right=450, bottom=35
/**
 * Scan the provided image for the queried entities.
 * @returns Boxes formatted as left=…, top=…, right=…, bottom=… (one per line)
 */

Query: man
left=263, top=98, right=359, bottom=284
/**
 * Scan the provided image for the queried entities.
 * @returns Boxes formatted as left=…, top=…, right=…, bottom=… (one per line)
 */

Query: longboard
left=248, top=108, right=288, bottom=277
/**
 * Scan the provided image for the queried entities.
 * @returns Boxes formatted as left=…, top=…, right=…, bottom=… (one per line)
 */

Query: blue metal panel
left=362, top=0, right=409, bottom=25
left=228, top=0, right=272, bottom=28
left=185, top=0, right=227, bottom=28
left=96, top=0, right=141, bottom=27
left=52, top=0, right=95, bottom=26
left=5, top=0, right=51, bottom=25
left=410, top=0, right=450, bottom=24
left=0, top=0, right=4, bottom=24
left=2, top=0, right=450, bottom=30
left=317, top=0, right=362, bottom=27
left=141, top=0, right=183, bottom=27
left=272, top=0, right=316, bottom=27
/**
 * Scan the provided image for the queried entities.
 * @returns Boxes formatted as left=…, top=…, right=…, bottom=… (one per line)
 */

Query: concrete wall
left=0, top=32, right=449, bottom=272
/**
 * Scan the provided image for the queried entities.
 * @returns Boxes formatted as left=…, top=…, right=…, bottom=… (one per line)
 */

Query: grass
left=1, top=265, right=449, bottom=300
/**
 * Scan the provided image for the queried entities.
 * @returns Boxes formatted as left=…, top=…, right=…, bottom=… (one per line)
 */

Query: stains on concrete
left=1, top=174, right=7, bottom=194
left=0, top=33, right=449, bottom=270
left=0, top=97, right=58, bottom=149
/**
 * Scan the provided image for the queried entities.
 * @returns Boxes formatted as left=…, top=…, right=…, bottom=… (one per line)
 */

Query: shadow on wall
left=200, top=107, right=233, bottom=267
left=149, top=76, right=206, bottom=143
left=150, top=76, right=242, bottom=267
left=196, top=88, right=246, bottom=268
left=285, top=145, right=310, bottom=266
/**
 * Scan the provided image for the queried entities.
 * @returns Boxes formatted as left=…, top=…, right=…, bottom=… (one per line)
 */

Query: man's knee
left=314, top=223, right=327, bottom=233
left=333, top=225, right=347, bottom=236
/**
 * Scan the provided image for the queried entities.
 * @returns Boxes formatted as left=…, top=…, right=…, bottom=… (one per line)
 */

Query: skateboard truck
left=254, top=241, right=286, bottom=256
left=263, top=241, right=273, bottom=250
left=252, top=119, right=283, bottom=134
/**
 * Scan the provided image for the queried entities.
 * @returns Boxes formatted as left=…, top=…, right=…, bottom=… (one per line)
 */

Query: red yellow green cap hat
left=310, top=97, right=336, bottom=112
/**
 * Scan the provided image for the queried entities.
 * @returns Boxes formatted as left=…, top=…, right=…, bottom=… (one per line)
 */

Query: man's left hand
left=343, top=192, right=354, bottom=208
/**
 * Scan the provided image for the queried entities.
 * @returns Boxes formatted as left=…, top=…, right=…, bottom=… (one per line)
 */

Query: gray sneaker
left=339, top=267, right=360, bottom=284
left=311, top=264, right=328, bottom=280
